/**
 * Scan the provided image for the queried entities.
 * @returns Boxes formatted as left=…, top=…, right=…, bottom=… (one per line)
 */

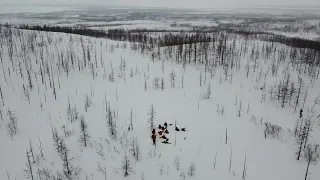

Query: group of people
left=151, top=122, right=170, bottom=145
left=151, top=122, right=187, bottom=145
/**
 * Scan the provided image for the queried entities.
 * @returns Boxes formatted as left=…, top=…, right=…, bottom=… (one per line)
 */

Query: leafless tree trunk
left=229, top=147, right=233, bottom=171
left=24, top=150, right=34, bottom=180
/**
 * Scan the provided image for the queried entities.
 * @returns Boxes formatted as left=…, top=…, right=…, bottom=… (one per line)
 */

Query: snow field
left=0, top=29, right=319, bottom=180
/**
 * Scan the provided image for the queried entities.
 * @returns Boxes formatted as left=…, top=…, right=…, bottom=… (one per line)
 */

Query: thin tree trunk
left=305, top=160, right=311, bottom=180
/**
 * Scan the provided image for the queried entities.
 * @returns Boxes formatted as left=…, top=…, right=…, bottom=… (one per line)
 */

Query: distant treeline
left=106, top=28, right=213, bottom=46
left=19, top=24, right=107, bottom=38
left=265, top=34, right=320, bottom=52
left=17, top=24, right=320, bottom=52
left=228, top=29, right=320, bottom=52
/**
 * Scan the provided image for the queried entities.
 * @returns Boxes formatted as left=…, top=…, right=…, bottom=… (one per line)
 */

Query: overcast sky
left=1, top=0, right=320, bottom=9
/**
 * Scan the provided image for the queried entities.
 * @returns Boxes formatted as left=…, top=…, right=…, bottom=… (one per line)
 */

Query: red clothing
left=151, top=134, right=157, bottom=139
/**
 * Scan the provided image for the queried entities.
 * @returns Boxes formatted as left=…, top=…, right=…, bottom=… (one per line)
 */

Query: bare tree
left=134, top=139, right=141, bottom=161
left=38, top=134, right=44, bottom=158
left=170, top=70, right=176, bottom=88
left=187, top=162, right=196, bottom=177
left=311, top=96, right=320, bottom=111
left=181, top=75, right=184, bottom=89
left=144, top=77, right=148, bottom=91
left=174, top=156, right=180, bottom=170
left=147, top=105, right=155, bottom=130
left=294, top=77, right=304, bottom=113
left=225, top=128, right=228, bottom=144
left=108, top=111, right=117, bottom=140
left=205, top=83, right=211, bottom=99
left=6, top=109, right=18, bottom=140
left=302, top=87, right=309, bottom=109
left=153, top=77, right=160, bottom=90
left=97, top=162, right=107, bottom=180
left=229, top=147, right=233, bottom=171
left=242, top=153, right=247, bottom=180
left=213, top=152, right=217, bottom=170
left=84, top=94, right=92, bottom=112
left=121, top=153, right=133, bottom=177
left=52, top=127, right=64, bottom=154
left=264, top=122, right=282, bottom=139
left=296, top=126, right=306, bottom=160
left=238, top=100, right=242, bottom=117
left=29, top=139, right=36, bottom=164
left=79, top=116, right=90, bottom=147
left=129, top=137, right=141, bottom=161
left=24, top=150, right=34, bottom=180
left=180, top=172, right=186, bottom=180
left=129, top=108, right=133, bottom=130
left=109, top=67, right=115, bottom=82
left=0, top=107, right=3, bottom=121
left=303, top=117, right=312, bottom=148
left=161, top=77, right=165, bottom=91
left=303, top=143, right=319, bottom=180
left=159, top=164, right=164, bottom=175
left=0, top=85, right=4, bottom=106
left=60, top=141, right=81, bottom=180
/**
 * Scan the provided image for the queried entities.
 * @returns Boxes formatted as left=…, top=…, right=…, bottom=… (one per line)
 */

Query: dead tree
left=225, top=128, right=228, bottom=144
left=170, top=70, right=176, bottom=88
left=147, top=105, right=155, bottom=130
left=0, top=107, right=3, bottom=121
left=7, top=109, right=18, bottom=140
left=181, top=75, right=184, bottom=89
left=134, top=139, right=141, bottom=161
left=213, top=152, right=217, bottom=170
left=294, top=77, right=303, bottom=113
left=161, top=77, right=165, bottom=91
left=187, top=162, right=196, bottom=177
left=296, top=126, right=306, bottom=160
left=97, top=162, right=107, bottom=180
left=29, top=139, right=36, bottom=164
left=229, top=147, right=233, bottom=171
left=84, top=94, right=92, bottom=112
left=0, top=85, right=4, bottom=106
left=205, top=83, right=211, bottom=99
left=144, top=77, right=148, bottom=91
left=242, top=153, right=247, bottom=180
left=38, top=133, right=44, bottom=157
left=303, top=143, right=319, bottom=180
left=52, top=127, right=63, bottom=154
left=79, top=116, right=90, bottom=147
left=159, top=164, right=164, bottom=175
left=108, top=111, right=117, bottom=140
left=238, top=100, right=242, bottom=117
left=174, top=156, right=180, bottom=170
left=129, top=108, right=133, bottom=130
left=60, top=142, right=81, bottom=179
left=121, top=153, right=133, bottom=177
left=303, top=117, right=312, bottom=148
left=311, top=96, right=320, bottom=111
left=24, top=150, right=34, bottom=180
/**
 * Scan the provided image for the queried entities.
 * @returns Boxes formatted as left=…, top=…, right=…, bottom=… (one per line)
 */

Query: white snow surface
left=0, top=27, right=320, bottom=180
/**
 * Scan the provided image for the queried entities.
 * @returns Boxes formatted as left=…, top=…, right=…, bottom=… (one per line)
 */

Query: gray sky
left=1, top=0, right=320, bottom=9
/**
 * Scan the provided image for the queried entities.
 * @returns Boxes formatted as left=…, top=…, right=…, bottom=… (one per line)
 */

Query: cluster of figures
left=151, top=122, right=186, bottom=145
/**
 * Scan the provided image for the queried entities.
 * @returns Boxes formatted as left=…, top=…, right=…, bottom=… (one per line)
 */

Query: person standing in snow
left=299, top=109, right=303, bottom=118
left=151, top=133, right=157, bottom=145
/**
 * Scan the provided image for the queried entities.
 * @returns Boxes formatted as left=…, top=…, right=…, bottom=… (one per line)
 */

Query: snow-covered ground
left=1, top=14, right=320, bottom=180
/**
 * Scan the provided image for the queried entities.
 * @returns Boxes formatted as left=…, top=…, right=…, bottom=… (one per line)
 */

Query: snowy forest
left=1, top=6, right=320, bottom=180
